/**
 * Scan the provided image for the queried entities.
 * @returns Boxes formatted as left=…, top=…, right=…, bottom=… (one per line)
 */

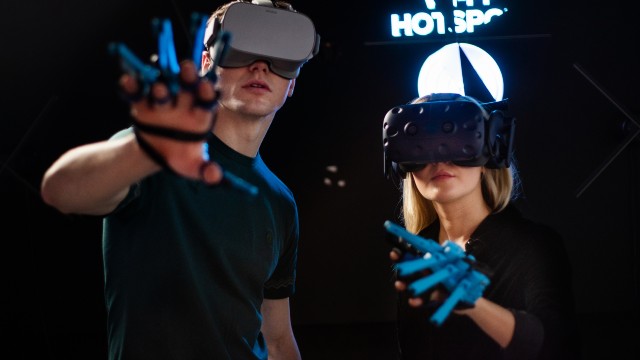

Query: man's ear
left=287, top=79, right=296, bottom=97
left=200, top=52, right=211, bottom=76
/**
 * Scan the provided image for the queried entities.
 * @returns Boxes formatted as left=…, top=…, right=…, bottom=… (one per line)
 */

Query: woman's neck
left=435, top=199, right=491, bottom=249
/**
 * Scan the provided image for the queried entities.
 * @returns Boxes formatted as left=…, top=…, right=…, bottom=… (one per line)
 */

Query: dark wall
left=3, top=1, right=638, bottom=359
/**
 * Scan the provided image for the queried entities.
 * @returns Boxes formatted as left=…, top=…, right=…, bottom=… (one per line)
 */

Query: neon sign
left=390, top=0, right=508, bottom=37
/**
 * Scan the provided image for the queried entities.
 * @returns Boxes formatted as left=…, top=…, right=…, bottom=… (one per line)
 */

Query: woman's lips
left=431, top=171, right=453, bottom=180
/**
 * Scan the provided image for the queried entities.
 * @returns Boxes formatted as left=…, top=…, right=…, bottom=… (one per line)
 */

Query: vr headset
left=204, top=0, right=320, bottom=79
left=383, top=93, right=516, bottom=180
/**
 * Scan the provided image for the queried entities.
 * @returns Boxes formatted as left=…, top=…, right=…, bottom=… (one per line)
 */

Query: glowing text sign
left=390, top=0, right=508, bottom=37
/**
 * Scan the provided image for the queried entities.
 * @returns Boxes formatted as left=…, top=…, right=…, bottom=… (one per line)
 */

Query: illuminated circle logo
left=417, top=42, right=503, bottom=101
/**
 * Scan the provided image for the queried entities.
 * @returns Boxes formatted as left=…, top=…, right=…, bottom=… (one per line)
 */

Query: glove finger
left=150, top=82, right=173, bottom=106
left=118, top=74, right=147, bottom=103
left=199, top=161, right=223, bottom=185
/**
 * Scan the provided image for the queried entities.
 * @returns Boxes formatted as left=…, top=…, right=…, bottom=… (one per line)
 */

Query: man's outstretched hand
left=119, top=59, right=222, bottom=185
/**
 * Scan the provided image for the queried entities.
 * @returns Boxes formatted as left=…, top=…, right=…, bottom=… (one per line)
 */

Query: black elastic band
left=193, top=89, right=220, bottom=110
left=134, top=126, right=259, bottom=196
left=132, top=119, right=211, bottom=142
left=176, top=77, right=219, bottom=110
left=133, top=127, right=178, bottom=175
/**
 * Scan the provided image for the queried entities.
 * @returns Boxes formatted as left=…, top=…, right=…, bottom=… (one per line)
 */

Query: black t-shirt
left=103, top=131, right=299, bottom=360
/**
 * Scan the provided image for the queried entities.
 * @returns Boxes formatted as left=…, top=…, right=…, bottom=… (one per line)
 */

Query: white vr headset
left=204, top=0, right=320, bottom=79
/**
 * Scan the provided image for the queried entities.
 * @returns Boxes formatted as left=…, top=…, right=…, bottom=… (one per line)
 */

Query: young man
left=40, top=1, right=319, bottom=359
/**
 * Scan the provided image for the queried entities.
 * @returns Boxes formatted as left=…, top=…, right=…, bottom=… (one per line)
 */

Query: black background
left=3, top=1, right=638, bottom=359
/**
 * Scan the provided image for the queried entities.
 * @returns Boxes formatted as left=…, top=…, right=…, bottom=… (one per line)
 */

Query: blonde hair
left=400, top=94, right=517, bottom=233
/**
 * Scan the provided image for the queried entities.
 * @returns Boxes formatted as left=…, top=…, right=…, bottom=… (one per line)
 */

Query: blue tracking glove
left=107, top=14, right=257, bottom=196
left=108, top=13, right=227, bottom=102
left=385, top=220, right=491, bottom=326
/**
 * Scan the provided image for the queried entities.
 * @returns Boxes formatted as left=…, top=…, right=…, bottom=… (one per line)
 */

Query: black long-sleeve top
left=396, top=204, right=581, bottom=360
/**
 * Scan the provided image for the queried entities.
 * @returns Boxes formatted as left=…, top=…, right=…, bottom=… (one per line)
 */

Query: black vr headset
left=383, top=93, right=516, bottom=180
left=204, top=0, right=320, bottom=79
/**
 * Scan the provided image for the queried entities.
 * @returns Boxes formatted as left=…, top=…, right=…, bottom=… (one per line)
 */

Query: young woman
left=388, top=94, right=581, bottom=360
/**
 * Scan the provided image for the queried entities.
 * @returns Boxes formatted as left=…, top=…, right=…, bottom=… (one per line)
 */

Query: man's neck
left=212, top=109, right=275, bottom=157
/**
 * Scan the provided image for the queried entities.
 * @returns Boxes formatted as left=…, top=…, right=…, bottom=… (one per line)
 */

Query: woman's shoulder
left=499, top=203, right=559, bottom=232
left=480, top=204, right=563, bottom=251
left=494, top=204, right=569, bottom=258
